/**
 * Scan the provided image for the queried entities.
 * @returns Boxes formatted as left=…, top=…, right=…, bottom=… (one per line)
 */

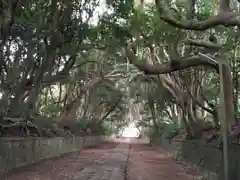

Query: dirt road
left=2, top=138, right=197, bottom=180
left=126, top=139, right=198, bottom=180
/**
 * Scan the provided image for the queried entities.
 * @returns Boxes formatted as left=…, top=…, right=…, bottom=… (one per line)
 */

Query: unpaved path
left=2, top=138, right=199, bottom=180
left=1, top=140, right=119, bottom=180
left=126, top=139, right=198, bottom=180
left=71, top=138, right=130, bottom=180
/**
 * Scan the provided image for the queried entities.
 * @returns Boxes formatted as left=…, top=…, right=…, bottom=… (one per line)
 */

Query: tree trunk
left=181, top=105, right=193, bottom=138
left=55, top=100, right=80, bottom=127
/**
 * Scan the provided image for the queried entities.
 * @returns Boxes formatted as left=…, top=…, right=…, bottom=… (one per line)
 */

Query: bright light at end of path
left=122, top=123, right=139, bottom=137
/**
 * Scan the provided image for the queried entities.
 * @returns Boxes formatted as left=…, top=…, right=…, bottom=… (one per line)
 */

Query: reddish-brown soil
left=127, top=139, right=198, bottom=180
left=1, top=139, right=118, bottom=180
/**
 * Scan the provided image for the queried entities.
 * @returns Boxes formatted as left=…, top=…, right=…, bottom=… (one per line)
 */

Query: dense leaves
left=1, top=0, right=240, bottom=140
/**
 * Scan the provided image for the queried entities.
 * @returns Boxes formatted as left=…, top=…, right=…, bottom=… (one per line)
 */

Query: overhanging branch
left=125, top=44, right=218, bottom=75
left=155, top=0, right=239, bottom=31
left=184, top=39, right=222, bottom=50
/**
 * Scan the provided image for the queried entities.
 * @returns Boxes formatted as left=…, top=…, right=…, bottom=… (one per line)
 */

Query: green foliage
left=38, top=90, right=62, bottom=118
left=203, top=72, right=219, bottom=105
left=149, top=120, right=180, bottom=142
left=69, top=119, right=90, bottom=133
left=195, top=0, right=212, bottom=21
left=100, top=121, right=116, bottom=136
left=39, top=102, right=60, bottom=118
left=2, top=0, right=240, bottom=139
left=161, top=122, right=180, bottom=137
left=106, top=0, right=134, bottom=19
left=132, top=5, right=177, bottom=45
left=32, top=116, right=56, bottom=130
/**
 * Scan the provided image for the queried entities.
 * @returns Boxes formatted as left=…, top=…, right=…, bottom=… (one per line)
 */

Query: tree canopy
left=1, top=0, right=240, bottom=139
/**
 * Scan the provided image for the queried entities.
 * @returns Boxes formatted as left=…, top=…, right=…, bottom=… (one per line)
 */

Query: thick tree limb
left=160, top=13, right=240, bottom=31
left=155, top=0, right=239, bottom=31
left=125, top=44, right=218, bottom=75
left=42, top=60, right=99, bottom=86
left=184, top=39, right=222, bottom=50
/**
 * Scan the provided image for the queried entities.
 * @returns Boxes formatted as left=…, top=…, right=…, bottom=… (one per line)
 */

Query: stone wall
left=0, top=136, right=104, bottom=174
left=157, top=138, right=221, bottom=179
left=155, top=137, right=240, bottom=180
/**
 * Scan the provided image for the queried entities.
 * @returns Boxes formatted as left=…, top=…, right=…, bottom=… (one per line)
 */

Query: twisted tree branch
left=155, top=0, right=239, bottom=31
left=125, top=43, right=218, bottom=75
left=184, top=39, right=222, bottom=50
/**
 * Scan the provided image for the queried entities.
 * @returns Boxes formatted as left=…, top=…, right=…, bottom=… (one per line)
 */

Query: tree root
left=0, top=117, right=45, bottom=137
